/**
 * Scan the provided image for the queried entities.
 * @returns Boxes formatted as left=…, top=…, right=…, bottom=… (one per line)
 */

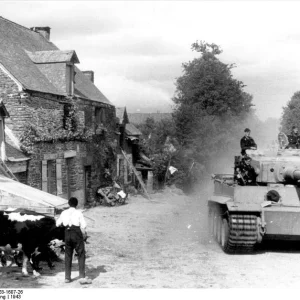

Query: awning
left=0, top=175, right=68, bottom=216
left=135, top=163, right=153, bottom=171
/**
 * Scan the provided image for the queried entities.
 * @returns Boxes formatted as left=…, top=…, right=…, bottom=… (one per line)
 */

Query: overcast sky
left=2, top=1, right=300, bottom=121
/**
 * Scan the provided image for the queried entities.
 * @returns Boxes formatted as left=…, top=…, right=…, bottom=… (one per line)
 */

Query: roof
left=125, top=123, right=142, bottom=136
left=73, top=66, right=111, bottom=104
left=26, top=50, right=80, bottom=64
left=5, top=142, right=29, bottom=161
left=0, top=16, right=112, bottom=105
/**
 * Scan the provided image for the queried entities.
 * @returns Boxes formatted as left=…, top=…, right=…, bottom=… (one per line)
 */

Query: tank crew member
left=235, top=156, right=257, bottom=186
left=287, top=126, right=300, bottom=149
left=240, top=128, right=257, bottom=156
left=278, top=132, right=289, bottom=149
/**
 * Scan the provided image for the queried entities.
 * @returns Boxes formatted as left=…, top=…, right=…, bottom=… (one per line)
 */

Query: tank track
left=210, top=206, right=258, bottom=253
left=224, top=214, right=258, bottom=253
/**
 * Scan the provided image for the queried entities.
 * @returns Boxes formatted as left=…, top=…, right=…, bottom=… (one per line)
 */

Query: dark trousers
left=65, top=226, right=85, bottom=280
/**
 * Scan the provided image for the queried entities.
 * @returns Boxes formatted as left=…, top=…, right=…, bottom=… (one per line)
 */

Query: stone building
left=0, top=17, right=117, bottom=207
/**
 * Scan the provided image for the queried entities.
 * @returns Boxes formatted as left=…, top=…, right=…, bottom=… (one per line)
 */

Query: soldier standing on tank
left=235, top=156, right=257, bottom=186
left=240, top=128, right=257, bottom=156
left=287, top=126, right=300, bottom=149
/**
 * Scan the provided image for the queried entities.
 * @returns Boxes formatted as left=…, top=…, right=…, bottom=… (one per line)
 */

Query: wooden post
left=164, top=156, right=171, bottom=186
left=0, top=160, right=18, bottom=181
left=120, top=149, right=151, bottom=200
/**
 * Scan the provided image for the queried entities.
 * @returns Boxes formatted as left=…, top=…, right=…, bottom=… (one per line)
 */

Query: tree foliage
left=173, top=41, right=253, bottom=118
left=172, top=41, right=255, bottom=176
left=281, top=91, right=300, bottom=133
left=136, top=117, right=204, bottom=191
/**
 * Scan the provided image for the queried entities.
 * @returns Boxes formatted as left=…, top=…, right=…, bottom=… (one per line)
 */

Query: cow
left=0, top=209, right=65, bottom=277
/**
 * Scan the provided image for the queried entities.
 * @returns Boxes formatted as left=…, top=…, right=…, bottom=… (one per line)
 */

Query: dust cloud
left=184, top=116, right=281, bottom=245
left=208, top=116, right=281, bottom=175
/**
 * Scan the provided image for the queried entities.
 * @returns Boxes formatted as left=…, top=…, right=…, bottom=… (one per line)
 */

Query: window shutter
left=42, top=160, right=47, bottom=192
left=56, top=159, right=62, bottom=195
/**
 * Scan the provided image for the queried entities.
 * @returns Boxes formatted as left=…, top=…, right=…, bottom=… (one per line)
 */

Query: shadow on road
left=0, top=260, right=63, bottom=288
left=86, top=265, right=107, bottom=280
left=256, top=240, right=300, bottom=254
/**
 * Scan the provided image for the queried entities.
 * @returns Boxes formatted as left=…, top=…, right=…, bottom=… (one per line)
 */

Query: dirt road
left=2, top=184, right=300, bottom=289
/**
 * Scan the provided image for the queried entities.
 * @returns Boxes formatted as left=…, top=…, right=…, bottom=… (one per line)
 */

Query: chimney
left=82, top=71, right=94, bottom=83
left=30, top=27, right=51, bottom=41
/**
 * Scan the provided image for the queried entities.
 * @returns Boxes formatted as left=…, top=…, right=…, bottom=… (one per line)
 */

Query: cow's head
left=0, top=244, right=23, bottom=267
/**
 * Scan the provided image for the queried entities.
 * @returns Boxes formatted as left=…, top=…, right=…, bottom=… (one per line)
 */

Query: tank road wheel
left=213, top=211, right=218, bottom=239
left=209, top=210, right=215, bottom=237
left=221, top=218, right=230, bottom=251
left=216, top=215, right=222, bottom=244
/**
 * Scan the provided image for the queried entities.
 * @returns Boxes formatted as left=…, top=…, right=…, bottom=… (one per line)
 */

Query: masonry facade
left=0, top=17, right=117, bottom=207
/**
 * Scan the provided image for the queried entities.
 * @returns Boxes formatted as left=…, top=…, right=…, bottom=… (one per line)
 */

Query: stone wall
left=0, top=67, right=118, bottom=207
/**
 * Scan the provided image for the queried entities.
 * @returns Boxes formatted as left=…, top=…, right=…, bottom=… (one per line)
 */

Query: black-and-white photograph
left=0, top=0, right=300, bottom=295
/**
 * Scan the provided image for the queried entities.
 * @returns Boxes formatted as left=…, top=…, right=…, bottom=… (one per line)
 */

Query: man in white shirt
left=56, top=197, right=91, bottom=284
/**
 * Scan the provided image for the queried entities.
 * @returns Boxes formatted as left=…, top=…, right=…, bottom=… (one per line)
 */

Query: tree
left=136, top=117, right=204, bottom=191
left=173, top=41, right=253, bottom=118
left=281, top=91, right=300, bottom=133
left=172, top=41, right=255, bottom=173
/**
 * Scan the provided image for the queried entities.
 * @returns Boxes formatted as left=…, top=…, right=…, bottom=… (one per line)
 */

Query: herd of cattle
left=0, top=208, right=66, bottom=277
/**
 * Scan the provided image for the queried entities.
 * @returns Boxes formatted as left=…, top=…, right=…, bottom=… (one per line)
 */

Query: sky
left=1, top=1, right=300, bottom=121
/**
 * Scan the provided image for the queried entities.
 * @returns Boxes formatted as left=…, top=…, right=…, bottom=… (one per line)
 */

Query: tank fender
left=225, top=202, right=266, bottom=243
left=208, top=196, right=232, bottom=205
left=226, top=202, right=262, bottom=212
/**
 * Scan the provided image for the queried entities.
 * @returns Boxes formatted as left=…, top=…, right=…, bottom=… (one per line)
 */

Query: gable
left=116, top=107, right=129, bottom=124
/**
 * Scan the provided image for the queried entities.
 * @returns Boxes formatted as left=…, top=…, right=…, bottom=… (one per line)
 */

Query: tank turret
left=247, top=149, right=300, bottom=184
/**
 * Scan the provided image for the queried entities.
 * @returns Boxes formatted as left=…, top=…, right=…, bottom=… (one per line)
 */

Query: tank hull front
left=263, top=207, right=300, bottom=237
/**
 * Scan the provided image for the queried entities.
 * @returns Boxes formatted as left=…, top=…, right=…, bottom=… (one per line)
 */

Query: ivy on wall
left=19, top=100, right=94, bottom=154
left=19, top=98, right=118, bottom=172
left=90, top=133, right=117, bottom=172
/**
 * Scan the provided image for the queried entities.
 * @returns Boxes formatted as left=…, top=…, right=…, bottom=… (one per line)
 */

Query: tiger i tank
left=208, top=147, right=300, bottom=253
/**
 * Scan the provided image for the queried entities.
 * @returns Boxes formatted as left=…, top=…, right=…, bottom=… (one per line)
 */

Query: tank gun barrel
left=283, top=168, right=300, bottom=182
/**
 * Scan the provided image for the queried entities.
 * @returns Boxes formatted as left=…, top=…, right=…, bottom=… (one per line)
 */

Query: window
left=47, top=160, right=57, bottom=194
left=66, top=64, right=74, bottom=95
left=95, top=107, right=106, bottom=124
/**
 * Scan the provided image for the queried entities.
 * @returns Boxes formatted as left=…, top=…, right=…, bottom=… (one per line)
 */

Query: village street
left=2, top=183, right=300, bottom=289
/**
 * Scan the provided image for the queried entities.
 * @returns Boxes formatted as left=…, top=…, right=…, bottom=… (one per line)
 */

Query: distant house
left=0, top=17, right=117, bottom=207
left=116, top=107, right=153, bottom=192
left=116, top=107, right=142, bottom=185
left=128, top=112, right=172, bottom=125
